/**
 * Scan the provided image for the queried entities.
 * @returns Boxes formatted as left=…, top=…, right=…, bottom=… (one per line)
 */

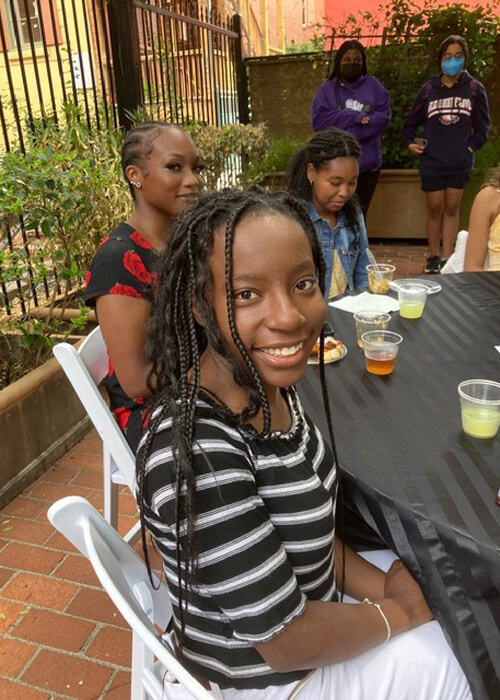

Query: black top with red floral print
left=83, top=223, right=160, bottom=453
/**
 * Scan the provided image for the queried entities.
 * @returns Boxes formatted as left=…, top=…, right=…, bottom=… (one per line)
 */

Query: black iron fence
left=134, top=0, right=241, bottom=126
left=0, top=0, right=247, bottom=314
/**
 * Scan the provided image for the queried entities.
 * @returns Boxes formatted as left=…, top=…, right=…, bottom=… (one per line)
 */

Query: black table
left=299, top=272, right=500, bottom=700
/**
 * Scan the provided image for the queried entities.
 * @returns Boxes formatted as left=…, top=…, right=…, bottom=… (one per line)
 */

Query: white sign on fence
left=71, top=53, right=93, bottom=90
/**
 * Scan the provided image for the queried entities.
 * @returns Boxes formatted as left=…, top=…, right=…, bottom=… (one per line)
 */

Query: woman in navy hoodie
left=311, top=40, right=391, bottom=217
left=402, top=35, right=490, bottom=274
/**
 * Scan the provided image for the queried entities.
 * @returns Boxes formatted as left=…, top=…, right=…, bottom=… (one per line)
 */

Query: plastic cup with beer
left=366, top=264, right=395, bottom=295
left=361, top=330, right=403, bottom=375
left=398, top=282, right=429, bottom=319
left=354, top=311, right=391, bottom=349
left=457, top=379, right=500, bottom=439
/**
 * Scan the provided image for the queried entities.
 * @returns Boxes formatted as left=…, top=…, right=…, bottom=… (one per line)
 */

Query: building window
left=3, top=0, right=42, bottom=47
left=302, top=0, right=307, bottom=27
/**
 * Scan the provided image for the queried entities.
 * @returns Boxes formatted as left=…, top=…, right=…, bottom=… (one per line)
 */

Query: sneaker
left=439, top=258, right=448, bottom=270
left=425, top=255, right=441, bottom=274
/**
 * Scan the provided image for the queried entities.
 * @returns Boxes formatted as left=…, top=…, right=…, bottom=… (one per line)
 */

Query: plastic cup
left=361, top=330, right=403, bottom=375
left=354, top=311, right=391, bottom=349
left=457, top=379, right=500, bottom=439
left=398, top=282, right=429, bottom=319
left=366, top=264, right=395, bottom=295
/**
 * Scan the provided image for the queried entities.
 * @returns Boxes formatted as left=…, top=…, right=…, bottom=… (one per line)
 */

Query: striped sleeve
left=144, top=416, right=307, bottom=643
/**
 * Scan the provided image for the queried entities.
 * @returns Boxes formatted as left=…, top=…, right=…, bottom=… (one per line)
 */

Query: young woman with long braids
left=311, top=40, right=391, bottom=217
left=287, top=128, right=370, bottom=301
left=84, top=121, right=203, bottom=452
left=136, top=189, right=471, bottom=699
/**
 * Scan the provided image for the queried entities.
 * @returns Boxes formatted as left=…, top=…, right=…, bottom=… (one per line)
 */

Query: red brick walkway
left=0, top=430, right=138, bottom=699
left=0, top=242, right=428, bottom=699
left=371, top=240, right=429, bottom=278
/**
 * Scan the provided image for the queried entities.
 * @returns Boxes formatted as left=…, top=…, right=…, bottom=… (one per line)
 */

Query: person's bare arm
left=96, top=294, right=152, bottom=399
left=464, top=186, right=499, bottom=271
left=255, top=546, right=431, bottom=672
left=334, top=538, right=385, bottom=602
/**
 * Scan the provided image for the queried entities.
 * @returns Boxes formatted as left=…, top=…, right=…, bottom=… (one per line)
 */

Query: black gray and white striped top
left=139, top=388, right=338, bottom=689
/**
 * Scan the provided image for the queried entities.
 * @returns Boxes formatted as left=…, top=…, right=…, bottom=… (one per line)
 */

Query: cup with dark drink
left=361, top=330, right=403, bottom=375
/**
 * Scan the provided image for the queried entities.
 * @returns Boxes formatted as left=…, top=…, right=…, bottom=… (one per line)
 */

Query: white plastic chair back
left=53, top=327, right=139, bottom=542
left=47, top=497, right=213, bottom=700
left=440, top=230, right=490, bottom=275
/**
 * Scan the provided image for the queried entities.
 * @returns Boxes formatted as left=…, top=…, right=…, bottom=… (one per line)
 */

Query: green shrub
left=242, top=136, right=306, bottom=185
left=186, top=122, right=269, bottom=189
left=0, top=102, right=128, bottom=373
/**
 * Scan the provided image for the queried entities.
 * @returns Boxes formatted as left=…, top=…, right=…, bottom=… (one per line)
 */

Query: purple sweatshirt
left=311, top=75, right=391, bottom=173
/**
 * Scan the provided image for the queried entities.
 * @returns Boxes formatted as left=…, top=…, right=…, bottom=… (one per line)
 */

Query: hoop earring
left=132, top=181, right=141, bottom=189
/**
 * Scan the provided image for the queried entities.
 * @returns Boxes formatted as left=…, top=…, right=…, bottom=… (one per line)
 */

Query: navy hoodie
left=402, top=70, right=490, bottom=176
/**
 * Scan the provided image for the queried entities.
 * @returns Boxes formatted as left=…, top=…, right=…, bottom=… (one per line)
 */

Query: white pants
left=162, top=551, right=472, bottom=700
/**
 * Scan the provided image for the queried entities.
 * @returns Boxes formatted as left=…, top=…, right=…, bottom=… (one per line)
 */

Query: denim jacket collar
left=307, top=200, right=369, bottom=299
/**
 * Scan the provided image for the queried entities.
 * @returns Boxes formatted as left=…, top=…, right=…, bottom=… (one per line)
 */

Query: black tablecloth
left=298, top=272, right=500, bottom=700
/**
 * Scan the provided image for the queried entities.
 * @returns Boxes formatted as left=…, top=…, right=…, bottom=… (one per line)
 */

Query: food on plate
left=309, top=336, right=344, bottom=362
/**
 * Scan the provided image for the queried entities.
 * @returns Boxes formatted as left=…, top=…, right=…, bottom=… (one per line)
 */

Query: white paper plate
left=308, top=340, right=347, bottom=365
left=389, top=278, right=442, bottom=295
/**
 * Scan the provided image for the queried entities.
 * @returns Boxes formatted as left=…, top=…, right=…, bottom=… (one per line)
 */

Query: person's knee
left=427, top=203, right=443, bottom=219
left=444, top=203, right=460, bottom=217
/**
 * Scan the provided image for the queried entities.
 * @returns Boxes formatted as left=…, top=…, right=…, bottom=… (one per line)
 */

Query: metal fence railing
left=134, top=0, right=240, bottom=127
left=0, top=0, right=246, bottom=315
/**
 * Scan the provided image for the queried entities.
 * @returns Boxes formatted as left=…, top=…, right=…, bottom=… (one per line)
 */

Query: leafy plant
left=242, top=136, right=307, bottom=185
left=0, top=102, right=129, bottom=377
left=186, top=122, right=269, bottom=189
left=286, top=36, right=325, bottom=54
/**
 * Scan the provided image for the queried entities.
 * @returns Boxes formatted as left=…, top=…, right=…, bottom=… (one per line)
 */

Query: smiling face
left=308, top=157, right=359, bottom=221
left=205, top=211, right=326, bottom=402
left=125, top=127, right=203, bottom=217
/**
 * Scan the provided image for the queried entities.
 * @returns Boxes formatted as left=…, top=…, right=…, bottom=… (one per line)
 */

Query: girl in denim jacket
left=287, top=128, right=370, bottom=300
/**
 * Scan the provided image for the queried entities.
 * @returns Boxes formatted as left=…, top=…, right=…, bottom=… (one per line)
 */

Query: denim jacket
left=309, top=202, right=370, bottom=299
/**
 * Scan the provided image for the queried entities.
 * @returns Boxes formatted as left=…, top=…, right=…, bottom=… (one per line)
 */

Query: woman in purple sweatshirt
left=311, top=40, right=391, bottom=218
left=402, top=35, right=490, bottom=274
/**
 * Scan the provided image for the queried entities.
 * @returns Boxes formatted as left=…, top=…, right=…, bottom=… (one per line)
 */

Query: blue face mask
left=441, top=57, right=465, bottom=77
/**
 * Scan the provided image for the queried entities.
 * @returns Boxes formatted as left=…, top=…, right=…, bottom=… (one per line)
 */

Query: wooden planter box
left=367, top=169, right=426, bottom=239
left=0, top=355, right=91, bottom=508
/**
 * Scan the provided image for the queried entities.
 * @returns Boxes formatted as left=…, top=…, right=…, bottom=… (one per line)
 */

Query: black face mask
left=340, top=63, right=363, bottom=83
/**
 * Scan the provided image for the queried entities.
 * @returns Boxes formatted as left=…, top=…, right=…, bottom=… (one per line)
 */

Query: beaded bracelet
left=362, top=598, right=392, bottom=644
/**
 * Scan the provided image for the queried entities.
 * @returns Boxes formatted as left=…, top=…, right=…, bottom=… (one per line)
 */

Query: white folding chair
left=53, top=327, right=140, bottom=544
left=47, top=496, right=212, bottom=700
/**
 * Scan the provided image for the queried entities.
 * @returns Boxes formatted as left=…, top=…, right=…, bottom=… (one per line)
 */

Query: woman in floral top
left=84, top=121, right=204, bottom=451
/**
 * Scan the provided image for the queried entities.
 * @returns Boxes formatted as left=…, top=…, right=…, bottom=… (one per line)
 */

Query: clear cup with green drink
left=457, top=379, right=500, bottom=439
left=398, top=283, right=429, bottom=319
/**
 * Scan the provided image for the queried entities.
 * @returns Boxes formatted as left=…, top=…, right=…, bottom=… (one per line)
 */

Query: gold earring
left=133, top=182, right=141, bottom=189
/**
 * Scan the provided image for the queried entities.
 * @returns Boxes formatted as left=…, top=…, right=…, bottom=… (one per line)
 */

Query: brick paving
left=370, top=240, right=429, bottom=278
left=0, top=431, right=134, bottom=700
left=0, top=242, right=429, bottom=699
